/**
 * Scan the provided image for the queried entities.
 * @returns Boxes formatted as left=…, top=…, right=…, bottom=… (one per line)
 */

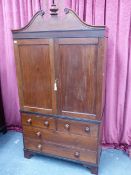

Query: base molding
left=24, top=149, right=34, bottom=159
left=24, top=149, right=99, bottom=175
left=84, top=165, right=98, bottom=175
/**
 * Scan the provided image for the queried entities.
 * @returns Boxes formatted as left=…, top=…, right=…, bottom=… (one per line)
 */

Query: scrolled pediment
left=12, top=8, right=105, bottom=33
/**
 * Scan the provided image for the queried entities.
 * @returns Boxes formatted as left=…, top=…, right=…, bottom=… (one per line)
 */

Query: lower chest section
left=22, top=113, right=101, bottom=165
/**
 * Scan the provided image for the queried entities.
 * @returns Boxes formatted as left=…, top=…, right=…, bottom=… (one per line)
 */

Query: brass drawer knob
left=36, top=131, right=41, bottom=137
left=74, top=151, right=80, bottom=158
left=37, top=144, right=42, bottom=150
left=85, top=126, right=90, bottom=133
left=44, top=121, right=49, bottom=127
left=64, top=123, right=70, bottom=130
left=27, top=118, right=32, bottom=124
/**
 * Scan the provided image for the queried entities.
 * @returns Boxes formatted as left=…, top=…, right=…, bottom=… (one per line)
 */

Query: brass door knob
left=36, top=131, right=41, bottom=137
left=74, top=151, right=80, bottom=158
left=37, top=144, right=42, bottom=150
left=44, top=121, right=49, bottom=127
left=85, top=126, right=90, bottom=133
left=27, top=118, right=32, bottom=124
left=64, top=123, right=70, bottom=130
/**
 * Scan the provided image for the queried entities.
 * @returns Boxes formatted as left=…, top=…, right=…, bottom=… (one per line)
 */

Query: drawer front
left=24, top=138, right=97, bottom=164
left=22, top=114, right=56, bottom=130
left=57, top=118, right=99, bottom=137
left=23, top=125, right=98, bottom=150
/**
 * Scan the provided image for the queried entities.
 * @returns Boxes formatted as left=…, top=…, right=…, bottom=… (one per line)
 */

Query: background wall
left=0, top=0, right=131, bottom=148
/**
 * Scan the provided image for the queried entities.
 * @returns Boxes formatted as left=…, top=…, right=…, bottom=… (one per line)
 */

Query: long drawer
left=23, top=125, right=98, bottom=150
left=24, top=137, right=97, bottom=164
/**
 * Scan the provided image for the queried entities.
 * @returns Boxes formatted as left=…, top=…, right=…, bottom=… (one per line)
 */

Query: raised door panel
left=14, top=39, right=56, bottom=114
left=55, top=38, right=105, bottom=120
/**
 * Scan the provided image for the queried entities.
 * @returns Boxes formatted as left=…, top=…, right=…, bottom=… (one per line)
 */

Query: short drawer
left=23, top=125, right=98, bottom=150
left=24, top=138, right=97, bottom=164
left=57, top=118, right=99, bottom=137
left=22, top=113, right=56, bottom=130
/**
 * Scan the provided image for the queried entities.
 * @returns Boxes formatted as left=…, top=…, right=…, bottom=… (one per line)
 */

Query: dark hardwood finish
left=24, top=138, right=97, bottom=164
left=22, top=114, right=56, bottom=130
left=24, top=149, right=34, bottom=159
left=23, top=125, right=98, bottom=150
left=55, top=38, right=105, bottom=120
left=12, top=30, right=106, bottom=39
left=56, top=118, right=98, bottom=137
left=12, top=6, right=106, bottom=175
left=21, top=110, right=101, bottom=124
left=12, top=9, right=105, bottom=33
left=14, top=39, right=57, bottom=114
left=90, top=167, right=98, bottom=174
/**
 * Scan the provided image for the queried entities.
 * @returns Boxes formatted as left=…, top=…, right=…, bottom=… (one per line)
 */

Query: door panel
left=14, top=39, right=56, bottom=114
left=55, top=38, right=104, bottom=120
left=60, top=45, right=97, bottom=114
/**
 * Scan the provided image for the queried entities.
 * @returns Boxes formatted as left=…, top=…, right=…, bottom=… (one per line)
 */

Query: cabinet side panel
left=96, top=38, right=106, bottom=120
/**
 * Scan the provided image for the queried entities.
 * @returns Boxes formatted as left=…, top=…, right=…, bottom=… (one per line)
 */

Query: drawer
left=57, top=118, right=99, bottom=137
left=22, top=113, right=56, bottom=130
left=24, top=138, right=97, bottom=164
left=23, top=125, right=98, bottom=150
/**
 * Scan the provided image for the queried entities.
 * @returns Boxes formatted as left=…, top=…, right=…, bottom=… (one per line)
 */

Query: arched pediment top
left=12, top=8, right=105, bottom=33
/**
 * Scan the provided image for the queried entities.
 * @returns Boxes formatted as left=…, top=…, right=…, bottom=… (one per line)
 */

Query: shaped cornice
left=12, top=8, right=105, bottom=33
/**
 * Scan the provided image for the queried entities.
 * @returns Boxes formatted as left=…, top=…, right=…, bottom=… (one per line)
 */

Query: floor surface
left=0, top=131, right=131, bottom=175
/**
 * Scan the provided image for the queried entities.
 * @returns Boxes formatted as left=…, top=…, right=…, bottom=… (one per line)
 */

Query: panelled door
left=14, top=38, right=105, bottom=119
left=55, top=38, right=105, bottom=120
left=14, top=39, right=57, bottom=114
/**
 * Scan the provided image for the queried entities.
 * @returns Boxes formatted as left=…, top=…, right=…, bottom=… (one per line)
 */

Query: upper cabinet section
left=12, top=5, right=107, bottom=39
